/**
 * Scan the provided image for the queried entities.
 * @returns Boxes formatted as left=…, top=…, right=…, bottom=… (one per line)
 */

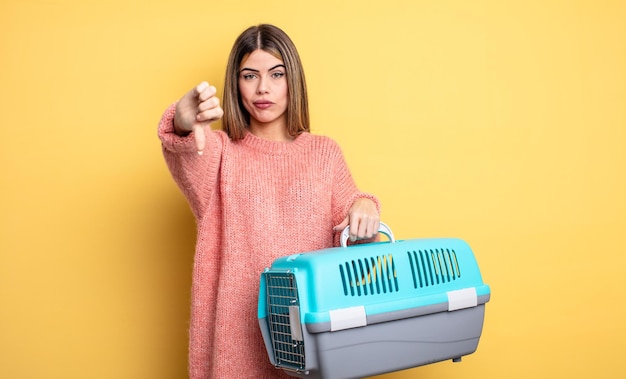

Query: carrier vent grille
left=407, top=249, right=461, bottom=288
left=265, top=273, right=305, bottom=371
left=339, top=254, right=399, bottom=296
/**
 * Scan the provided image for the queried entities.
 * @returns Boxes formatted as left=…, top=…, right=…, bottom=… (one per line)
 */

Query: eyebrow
left=240, top=64, right=286, bottom=73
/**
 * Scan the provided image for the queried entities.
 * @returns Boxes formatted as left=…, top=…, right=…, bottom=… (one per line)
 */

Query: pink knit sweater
left=158, top=103, right=380, bottom=378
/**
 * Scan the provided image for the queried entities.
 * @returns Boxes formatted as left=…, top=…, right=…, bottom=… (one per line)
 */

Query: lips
left=253, top=100, right=274, bottom=109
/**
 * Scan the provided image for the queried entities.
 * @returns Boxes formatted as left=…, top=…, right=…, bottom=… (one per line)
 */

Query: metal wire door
left=265, top=272, right=306, bottom=371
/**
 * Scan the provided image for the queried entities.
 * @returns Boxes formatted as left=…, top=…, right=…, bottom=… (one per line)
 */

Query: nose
left=256, top=76, right=269, bottom=94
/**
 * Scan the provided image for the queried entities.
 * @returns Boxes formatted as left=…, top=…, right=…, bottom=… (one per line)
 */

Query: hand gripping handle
left=340, top=221, right=395, bottom=248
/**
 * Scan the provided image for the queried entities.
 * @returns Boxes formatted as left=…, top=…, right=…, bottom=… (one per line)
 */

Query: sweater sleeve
left=328, top=139, right=381, bottom=246
left=158, top=103, right=225, bottom=219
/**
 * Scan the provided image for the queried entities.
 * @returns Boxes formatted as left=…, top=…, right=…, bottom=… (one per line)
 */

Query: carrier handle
left=340, top=221, right=395, bottom=248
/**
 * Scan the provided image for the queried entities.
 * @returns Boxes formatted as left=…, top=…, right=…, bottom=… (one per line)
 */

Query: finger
left=197, top=95, right=220, bottom=113
left=348, top=218, right=361, bottom=242
left=195, top=81, right=209, bottom=98
left=197, top=84, right=216, bottom=102
left=333, top=216, right=349, bottom=232
left=370, top=218, right=380, bottom=238
left=356, top=217, right=370, bottom=240
left=196, top=106, right=223, bottom=123
left=363, top=218, right=379, bottom=239
left=193, top=124, right=206, bottom=155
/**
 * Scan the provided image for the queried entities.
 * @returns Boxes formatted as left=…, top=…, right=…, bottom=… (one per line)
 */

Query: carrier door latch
left=329, top=305, right=367, bottom=331
left=447, top=287, right=478, bottom=311
left=288, top=305, right=304, bottom=341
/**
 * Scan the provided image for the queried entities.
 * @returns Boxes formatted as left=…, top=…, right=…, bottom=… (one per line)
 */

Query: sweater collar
left=240, top=130, right=312, bottom=155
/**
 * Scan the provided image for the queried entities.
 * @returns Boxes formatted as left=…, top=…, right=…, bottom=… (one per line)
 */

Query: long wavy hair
left=222, top=24, right=310, bottom=140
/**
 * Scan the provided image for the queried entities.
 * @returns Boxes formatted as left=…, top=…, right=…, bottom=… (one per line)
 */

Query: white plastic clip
left=447, top=288, right=478, bottom=311
left=329, top=306, right=367, bottom=331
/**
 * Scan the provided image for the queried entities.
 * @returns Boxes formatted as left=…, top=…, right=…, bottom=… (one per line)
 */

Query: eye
left=242, top=73, right=257, bottom=80
left=271, top=71, right=285, bottom=79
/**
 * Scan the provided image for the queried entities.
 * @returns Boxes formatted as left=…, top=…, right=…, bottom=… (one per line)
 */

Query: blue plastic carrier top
left=259, top=236, right=490, bottom=334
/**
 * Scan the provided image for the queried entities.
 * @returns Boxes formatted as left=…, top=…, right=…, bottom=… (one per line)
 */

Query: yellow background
left=1, top=0, right=624, bottom=378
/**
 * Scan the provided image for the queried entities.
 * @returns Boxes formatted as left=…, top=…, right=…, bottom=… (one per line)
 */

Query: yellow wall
left=1, top=0, right=624, bottom=378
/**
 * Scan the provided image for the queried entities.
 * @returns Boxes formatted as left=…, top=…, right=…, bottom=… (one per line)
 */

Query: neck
left=249, top=118, right=294, bottom=142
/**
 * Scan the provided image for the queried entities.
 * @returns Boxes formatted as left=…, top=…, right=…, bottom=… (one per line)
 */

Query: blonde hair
left=222, top=24, right=310, bottom=140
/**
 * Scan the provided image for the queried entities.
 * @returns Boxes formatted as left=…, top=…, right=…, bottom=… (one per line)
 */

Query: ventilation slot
left=339, top=254, right=398, bottom=296
left=265, top=273, right=305, bottom=371
left=407, top=249, right=460, bottom=289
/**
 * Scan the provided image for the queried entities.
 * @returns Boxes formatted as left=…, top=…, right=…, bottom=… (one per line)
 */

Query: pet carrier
left=258, top=222, right=490, bottom=379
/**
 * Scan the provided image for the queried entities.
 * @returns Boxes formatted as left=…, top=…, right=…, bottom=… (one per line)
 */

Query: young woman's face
left=238, top=49, right=288, bottom=130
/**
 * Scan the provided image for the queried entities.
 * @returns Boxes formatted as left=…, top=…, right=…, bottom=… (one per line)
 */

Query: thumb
left=333, top=216, right=349, bottom=232
left=193, top=124, right=206, bottom=155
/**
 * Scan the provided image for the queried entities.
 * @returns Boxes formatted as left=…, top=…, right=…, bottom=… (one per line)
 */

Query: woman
left=158, top=24, right=380, bottom=378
